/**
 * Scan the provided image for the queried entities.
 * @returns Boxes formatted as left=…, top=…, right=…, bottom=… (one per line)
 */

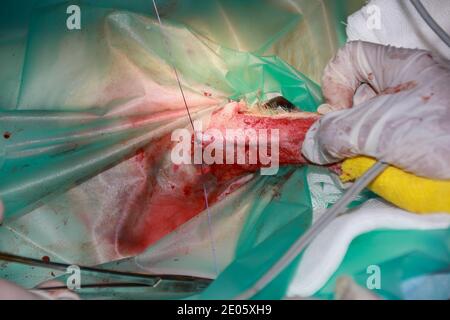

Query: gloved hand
left=302, top=41, right=450, bottom=179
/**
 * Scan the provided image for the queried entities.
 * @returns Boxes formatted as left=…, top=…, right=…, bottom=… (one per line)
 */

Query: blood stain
left=382, top=81, right=417, bottom=95
left=421, top=93, right=434, bottom=103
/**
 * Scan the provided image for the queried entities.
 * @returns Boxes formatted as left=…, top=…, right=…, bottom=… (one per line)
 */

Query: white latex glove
left=0, top=279, right=45, bottom=300
left=302, top=41, right=450, bottom=179
left=0, top=279, right=79, bottom=300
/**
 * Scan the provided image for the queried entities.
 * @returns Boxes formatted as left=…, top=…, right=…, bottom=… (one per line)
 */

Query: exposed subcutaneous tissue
left=113, top=98, right=320, bottom=256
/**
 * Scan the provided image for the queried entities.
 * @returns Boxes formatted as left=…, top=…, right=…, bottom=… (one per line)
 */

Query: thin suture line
left=151, top=0, right=219, bottom=276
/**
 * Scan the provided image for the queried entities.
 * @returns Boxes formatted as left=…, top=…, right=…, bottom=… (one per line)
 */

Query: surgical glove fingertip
left=302, top=120, right=342, bottom=165
left=317, top=104, right=334, bottom=115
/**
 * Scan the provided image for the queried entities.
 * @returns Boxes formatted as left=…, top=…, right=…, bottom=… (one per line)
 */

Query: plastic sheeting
left=0, top=1, right=323, bottom=222
left=0, top=7, right=325, bottom=294
left=0, top=0, right=327, bottom=290
left=1, top=0, right=448, bottom=300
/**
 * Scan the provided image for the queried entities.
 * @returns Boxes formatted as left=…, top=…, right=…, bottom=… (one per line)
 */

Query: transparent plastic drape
left=1, top=0, right=447, bottom=300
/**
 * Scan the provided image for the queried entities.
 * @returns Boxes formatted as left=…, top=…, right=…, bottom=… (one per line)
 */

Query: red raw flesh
left=202, top=102, right=320, bottom=182
left=116, top=102, right=320, bottom=256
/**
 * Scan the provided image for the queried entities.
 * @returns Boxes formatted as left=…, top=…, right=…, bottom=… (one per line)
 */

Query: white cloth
left=346, top=0, right=450, bottom=60
left=287, top=200, right=450, bottom=297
